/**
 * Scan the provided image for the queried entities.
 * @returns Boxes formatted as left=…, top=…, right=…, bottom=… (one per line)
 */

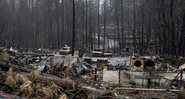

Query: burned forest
left=0, top=0, right=185, bottom=99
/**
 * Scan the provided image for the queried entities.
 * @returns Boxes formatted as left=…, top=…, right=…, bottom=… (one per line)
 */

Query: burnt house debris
left=0, top=46, right=184, bottom=99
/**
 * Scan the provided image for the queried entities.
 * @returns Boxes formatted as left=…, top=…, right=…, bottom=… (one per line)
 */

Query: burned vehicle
left=59, top=46, right=71, bottom=55
left=91, top=49, right=103, bottom=57
left=103, top=50, right=113, bottom=57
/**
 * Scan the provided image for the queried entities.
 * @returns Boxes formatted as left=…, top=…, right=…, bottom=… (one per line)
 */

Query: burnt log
left=54, top=78, right=77, bottom=91
left=23, top=72, right=78, bottom=91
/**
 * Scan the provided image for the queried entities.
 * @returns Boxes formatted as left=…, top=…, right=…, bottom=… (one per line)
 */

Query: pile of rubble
left=0, top=47, right=116, bottom=99
left=0, top=47, right=185, bottom=99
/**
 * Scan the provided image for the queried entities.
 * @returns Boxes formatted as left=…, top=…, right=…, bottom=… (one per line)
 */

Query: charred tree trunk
left=55, top=0, right=60, bottom=48
left=89, top=0, right=93, bottom=50
left=72, top=0, right=75, bottom=56
left=141, top=0, right=144, bottom=55
left=179, top=10, right=185, bottom=56
left=169, top=0, right=176, bottom=55
left=103, top=0, right=107, bottom=53
left=82, top=0, right=85, bottom=48
left=133, top=0, right=136, bottom=51
left=97, top=0, right=100, bottom=49
left=85, top=0, right=88, bottom=48
left=121, top=0, right=125, bottom=49
left=115, top=1, right=120, bottom=54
